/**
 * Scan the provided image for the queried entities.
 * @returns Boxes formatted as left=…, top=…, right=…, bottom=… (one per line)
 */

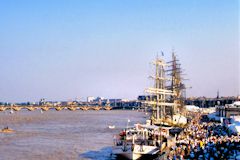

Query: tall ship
left=112, top=51, right=188, bottom=160
left=144, top=51, right=187, bottom=126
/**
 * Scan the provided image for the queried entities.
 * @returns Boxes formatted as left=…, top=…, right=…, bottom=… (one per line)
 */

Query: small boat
left=109, top=125, right=115, bottom=129
left=0, top=127, right=14, bottom=133
left=9, top=109, right=14, bottom=114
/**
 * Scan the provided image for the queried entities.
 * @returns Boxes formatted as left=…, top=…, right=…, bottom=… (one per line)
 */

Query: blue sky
left=0, top=0, right=239, bottom=102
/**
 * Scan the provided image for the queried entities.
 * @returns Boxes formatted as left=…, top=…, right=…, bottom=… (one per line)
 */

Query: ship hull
left=112, top=145, right=159, bottom=160
left=115, top=153, right=159, bottom=160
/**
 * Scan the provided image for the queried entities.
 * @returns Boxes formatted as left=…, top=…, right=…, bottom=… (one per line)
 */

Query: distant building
left=185, top=96, right=238, bottom=107
left=94, top=97, right=104, bottom=102
left=138, top=95, right=151, bottom=101
left=121, top=99, right=129, bottom=102
left=87, top=96, right=95, bottom=102
left=216, top=101, right=240, bottom=118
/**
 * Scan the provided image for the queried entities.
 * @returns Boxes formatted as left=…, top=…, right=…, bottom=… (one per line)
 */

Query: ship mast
left=143, top=50, right=187, bottom=125
left=167, top=51, right=186, bottom=115
left=145, top=55, right=175, bottom=125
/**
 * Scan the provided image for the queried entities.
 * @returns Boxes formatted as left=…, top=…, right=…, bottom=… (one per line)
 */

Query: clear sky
left=0, top=0, right=239, bottom=102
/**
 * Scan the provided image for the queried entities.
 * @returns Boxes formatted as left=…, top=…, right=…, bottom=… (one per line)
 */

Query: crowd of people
left=166, top=114, right=240, bottom=160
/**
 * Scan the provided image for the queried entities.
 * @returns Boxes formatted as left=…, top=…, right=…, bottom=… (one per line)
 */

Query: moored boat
left=112, top=144, right=159, bottom=160
left=112, top=123, right=171, bottom=160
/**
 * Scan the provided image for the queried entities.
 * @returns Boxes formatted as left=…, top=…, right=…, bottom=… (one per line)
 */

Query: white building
left=87, top=96, right=95, bottom=102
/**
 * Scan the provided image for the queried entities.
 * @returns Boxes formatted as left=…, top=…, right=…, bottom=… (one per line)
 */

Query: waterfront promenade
left=165, top=113, right=240, bottom=159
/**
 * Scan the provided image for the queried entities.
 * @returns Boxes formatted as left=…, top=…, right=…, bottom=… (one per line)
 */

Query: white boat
left=112, top=124, right=166, bottom=160
left=108, top=125, right=115, bottom=129
left=9, top=109, right=14, bottom=114
left=112, top=144, right=159, bottom=160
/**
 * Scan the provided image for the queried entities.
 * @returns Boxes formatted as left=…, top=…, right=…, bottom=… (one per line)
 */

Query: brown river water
left=0, top=110, right=146, bottom=160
